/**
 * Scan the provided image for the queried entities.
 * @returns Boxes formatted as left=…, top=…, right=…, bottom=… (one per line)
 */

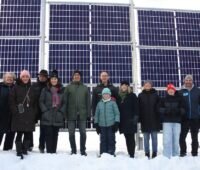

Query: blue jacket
left=180, top=86, right=200, bottom=119
left=94, top=99, right=120, bottom=127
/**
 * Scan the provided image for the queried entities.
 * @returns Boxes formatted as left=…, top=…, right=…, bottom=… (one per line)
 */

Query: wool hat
left=102, top=88, right=111, bottom=95
left=72, top=70, right=82, bottom=77
left=20, top=70, right=31, bottom=79
left=120, top=80, right=130, bottom=86
left=166, top=83, right=176, bottom=92
left=50, top=70, right=58, bottom=79
left=184, top=74, right=193, bottom=81
left=143, top=80, right=153, bottom=86
left=37, top=69, right=48, bottom=77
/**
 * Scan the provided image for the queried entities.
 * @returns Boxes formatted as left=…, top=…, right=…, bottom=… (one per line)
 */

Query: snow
left=0, top=127, right=200, bottom=170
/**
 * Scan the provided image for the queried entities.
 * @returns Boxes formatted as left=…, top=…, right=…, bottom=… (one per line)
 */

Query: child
left=159, top=83, right=185, bottom=158
left=94, top=88, right=120, bottom=156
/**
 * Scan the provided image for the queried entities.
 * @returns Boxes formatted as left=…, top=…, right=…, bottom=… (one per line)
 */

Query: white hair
left=3, top=72, right=16, bottom=82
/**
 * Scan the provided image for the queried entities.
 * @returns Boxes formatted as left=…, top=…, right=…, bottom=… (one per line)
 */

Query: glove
left=94, top=123, right=101, bottom=135
left=112, top=122, right=119, bottom=133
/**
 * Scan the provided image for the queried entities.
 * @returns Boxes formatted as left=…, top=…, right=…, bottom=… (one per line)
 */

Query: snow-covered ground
left=0, top=127, right=200, bottom=170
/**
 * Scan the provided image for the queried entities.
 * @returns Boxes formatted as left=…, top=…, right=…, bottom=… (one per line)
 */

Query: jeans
left=100, top=126, right=116, bottom=155
left=68, top=120, right=86, bottom=154
left=143, top=131, right=158, bottom=153
left=163, top=123, right=181, bottom=158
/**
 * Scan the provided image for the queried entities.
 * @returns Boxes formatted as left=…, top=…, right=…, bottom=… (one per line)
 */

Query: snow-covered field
left=0, top=127, right=200, bottom=170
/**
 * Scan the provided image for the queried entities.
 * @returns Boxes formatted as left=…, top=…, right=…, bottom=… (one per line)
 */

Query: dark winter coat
left=179, top=86, right=200, bottom=119
left=10, top=80, right=37, bottom=132
left=32, top=80, right=47, bottom=121
left=159, top=92, right=185, bottom=123
left=0, top=82, right=14, bottom=133
left=64, top=81, right=90, bottom=121
left=119, top=93, right=138, bottom=134
left=92, top=82, right=119, bottom=116
left=39, top=85, right=65, bottom=127
left=138, top=88, right=160, bottom=132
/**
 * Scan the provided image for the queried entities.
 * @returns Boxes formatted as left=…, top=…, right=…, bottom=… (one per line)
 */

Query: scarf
left=50, top=87, right=60, bottom=108
left=119, top=91, right=128, bottom=103
left=102, top=98, right=111, bottom=103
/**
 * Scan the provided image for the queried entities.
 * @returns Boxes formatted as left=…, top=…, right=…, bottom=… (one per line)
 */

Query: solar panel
left=91, top=5, right=130, bottom=42
left=49, top=44, right=90, bottom=84
left=179, top=50, right=200, bottom=86
left=92, top=44, right=132, bottom=84
left=138, top=10, right=176, bottom=46
left=49, top=4, right=89, bottom=41
left=140, top=49, right=179, bottom=87
left=0, top=0, right=41, bottom=36
left=176, top=12, right=200, bottom=47
left=0, top=39, right=40, bottom=78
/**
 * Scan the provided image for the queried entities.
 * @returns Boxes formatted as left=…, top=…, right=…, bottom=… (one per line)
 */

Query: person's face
left=4, top=74, right=14, bottom=85
left=100, top=72, right=109, bottom=84
left=73, top=73, right=81, bottom=82
left=167, top=89, right=175, bottom=96
left=184, top=78, right=193, bottom=88
left=143, top=83, right=152, bottom=91
left=103, top=93, right=111, bottom=100
left=121, top=84, right=128, bottom=92
left=21, top=75, right=30, bottom=84
left=38, top=75, right=48, bottom=82
left=50, top=77, right=58, bottom=86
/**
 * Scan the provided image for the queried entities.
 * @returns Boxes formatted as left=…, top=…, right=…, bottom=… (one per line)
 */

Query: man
left=32, top=69, right=48, bottom=153
left=92, top=71, right=119, bottom=117
left=64, top=70, right=90, bottom=156
left=179, top=74, right=200, bottom=157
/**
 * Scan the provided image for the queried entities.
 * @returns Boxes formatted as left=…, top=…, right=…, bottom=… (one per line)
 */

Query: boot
left=15, top=141, right=24, bottom=159
left=145, top=152, right=150, bottom=159
left=23, top=141, right=30, bottom=155
left=152, top=152, right=157, bottom=158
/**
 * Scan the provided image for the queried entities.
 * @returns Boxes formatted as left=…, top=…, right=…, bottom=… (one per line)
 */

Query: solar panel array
left=0, top=0, right=41, bottom=77
left=138, top=9, right=200, bottom=87
left=49, top=4, right=132, bottom=84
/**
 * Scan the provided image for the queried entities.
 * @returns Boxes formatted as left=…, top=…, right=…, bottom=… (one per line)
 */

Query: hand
left=112, top=122, right=119, bottom=133
left=94, top=123, right=101, bottom=135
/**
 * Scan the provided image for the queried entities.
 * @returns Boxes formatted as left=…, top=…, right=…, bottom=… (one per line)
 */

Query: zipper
left=104, top=102, right=107, bottom=126
left=188, top=91, right=192, bottom=119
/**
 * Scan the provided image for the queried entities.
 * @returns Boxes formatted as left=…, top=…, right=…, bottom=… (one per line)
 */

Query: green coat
left=64, top=81, right=90, bottom=121
left=94, top=100, right=120, bottom=127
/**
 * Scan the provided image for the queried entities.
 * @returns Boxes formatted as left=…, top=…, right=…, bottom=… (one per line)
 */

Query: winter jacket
left=92, top=82, right=119, bottom=116
left=32, top=80, right=47, bottom=121
left=39, top=85, right=65, bottom=127
left=0, top=82, right=14, bottom=133
left=119, top=93, right=138, bottom=134
left=64, top=81, right=90, bottom=121
left=138, top=88, right=160, bottom=132
left=94, top=99, right=120, bottom=127
left=159, top=92, right=185, bottom=123
left=10, top=80, right=37, bottom=132
left=179, top=86, right=200, bottom=119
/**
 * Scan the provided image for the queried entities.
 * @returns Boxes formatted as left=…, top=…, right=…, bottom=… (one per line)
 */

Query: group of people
left=0, top=69, right=199, bottom=160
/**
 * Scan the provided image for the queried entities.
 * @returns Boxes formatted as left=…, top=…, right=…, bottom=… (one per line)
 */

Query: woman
left=119, top=81, right=138, bottom=158
left=39, top=70, right=65, bottom=153
left=10, top=70, right=37, bottom=159
left=138, top=80, right=160, bottom=159
left=159, top=83, right=185, bottom=158
left=0, top=72, right=16, bottom=150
